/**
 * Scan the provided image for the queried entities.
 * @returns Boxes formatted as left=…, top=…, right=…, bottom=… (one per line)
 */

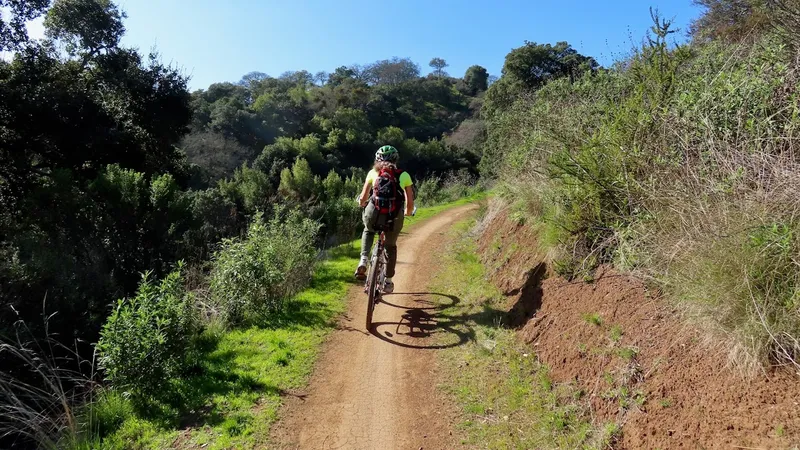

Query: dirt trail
left=272, top=205, right=476, bottom=450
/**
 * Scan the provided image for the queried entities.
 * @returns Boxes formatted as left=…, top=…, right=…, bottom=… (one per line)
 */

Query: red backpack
left=372, top=166, right=405, bottom=225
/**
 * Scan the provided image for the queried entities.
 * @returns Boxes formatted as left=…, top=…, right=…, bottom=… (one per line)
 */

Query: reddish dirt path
left=271, top=205, right=476, bottom=450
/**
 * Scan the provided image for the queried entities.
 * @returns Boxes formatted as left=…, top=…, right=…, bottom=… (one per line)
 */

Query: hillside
left=481, top=4, right=800, bottom=377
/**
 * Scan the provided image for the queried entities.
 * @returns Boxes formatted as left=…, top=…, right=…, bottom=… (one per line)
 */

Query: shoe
left=354, top=257, right=368, bottom=281
left=383, top=277, right=394, bottom=294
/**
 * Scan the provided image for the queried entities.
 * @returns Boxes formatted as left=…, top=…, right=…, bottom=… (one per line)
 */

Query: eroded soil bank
left=478, top=208, right=800, bottom=449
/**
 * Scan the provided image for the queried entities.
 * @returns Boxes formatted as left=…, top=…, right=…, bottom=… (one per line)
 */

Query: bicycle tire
left=365, top=252, right=380, bottom=331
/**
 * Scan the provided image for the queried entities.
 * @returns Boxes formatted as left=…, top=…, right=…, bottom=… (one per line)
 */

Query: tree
left=364, top=57, right=420, bottom=85
left=0, top=0, right=192, bottom=357
left=239, top=71, right=268, bottom=87
left=376, top=126, right=406, bottom=147
left=327, top=66, right=356, bottom=86
left=181, top=131, right=257, bottom=185
left=314, top=71, right=328, bottom=85
left=463, top=65, right=489, bottom=94
left=429, top=57, right=449, bottom=78
left=44, top=0, right=127, bottom=57
left=483, top=41, right=597, bottom=118
left=278, top=157, right=319, bottom=200
left=280, top=70, right=314, bottom=87
left=322, top=170, right=343, bottom=199
left=502, top=41, right=597, bottom=89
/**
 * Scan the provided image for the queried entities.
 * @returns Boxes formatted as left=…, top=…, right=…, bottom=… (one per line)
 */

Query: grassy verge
left=431, top=219, right=618, bottom=449
left=404, top=192, right=487, bottom=229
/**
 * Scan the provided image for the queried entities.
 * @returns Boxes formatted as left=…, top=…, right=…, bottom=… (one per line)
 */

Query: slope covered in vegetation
left=482, top=2, right=800, bottom=375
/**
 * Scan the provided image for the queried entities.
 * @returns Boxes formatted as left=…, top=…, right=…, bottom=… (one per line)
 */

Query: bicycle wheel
left=365, top=252, right=380, bottom=331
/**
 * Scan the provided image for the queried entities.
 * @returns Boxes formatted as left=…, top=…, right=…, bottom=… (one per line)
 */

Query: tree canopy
left=463, top=65, right=489, bottom=95
left=483, top=41, right=598, bottom=116
left=429, top=57, right=449, bottom=77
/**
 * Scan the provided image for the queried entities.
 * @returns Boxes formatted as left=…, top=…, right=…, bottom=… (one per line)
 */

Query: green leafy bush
left=97, top=267, right=198, bottom=397
left=416, top=169, right=482, bottom=206
left=210, top=209, right=320, bottom=324
left=315, top=196, right=362, bottom=245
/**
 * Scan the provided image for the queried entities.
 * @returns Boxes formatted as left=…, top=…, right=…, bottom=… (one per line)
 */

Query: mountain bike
left=364, top=206, right=416, bottom=330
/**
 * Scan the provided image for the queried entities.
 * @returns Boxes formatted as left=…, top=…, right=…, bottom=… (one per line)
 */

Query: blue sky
left=78, top=1, right=704, bottom=90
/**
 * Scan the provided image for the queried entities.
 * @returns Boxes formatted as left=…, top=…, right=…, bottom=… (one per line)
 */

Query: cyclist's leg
left=383, top=212, right=405, bottom=278
left=356, top=203, right=377, bottom=280
left=361, top=202, right=378, bottom=257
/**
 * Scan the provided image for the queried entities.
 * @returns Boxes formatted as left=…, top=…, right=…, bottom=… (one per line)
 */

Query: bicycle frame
left=362, top=206, right=415, bottom=331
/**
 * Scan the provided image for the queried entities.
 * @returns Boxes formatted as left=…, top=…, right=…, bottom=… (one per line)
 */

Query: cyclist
left=355, top=145, right=415, bottom=293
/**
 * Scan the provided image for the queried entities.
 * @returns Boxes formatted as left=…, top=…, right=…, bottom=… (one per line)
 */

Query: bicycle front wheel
left=366, top=256, right=380, bottom=331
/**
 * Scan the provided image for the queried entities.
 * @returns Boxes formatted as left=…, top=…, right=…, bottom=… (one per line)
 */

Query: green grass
left=615, top=346, right=639, bottom=361
left=609, top=325, right=623, bottom=343
left=404, top=192, right=488, bottom=229
left=430, top=218, right=611, bottom=449
left=583, top=313, right=603, bottom=327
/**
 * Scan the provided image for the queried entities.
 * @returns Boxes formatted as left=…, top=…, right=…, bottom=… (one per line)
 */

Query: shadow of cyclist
left=369, top=292, right=503, bottom=350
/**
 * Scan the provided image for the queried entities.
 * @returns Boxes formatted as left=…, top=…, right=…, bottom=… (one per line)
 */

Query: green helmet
left=375, top=145, right=399, bottom=163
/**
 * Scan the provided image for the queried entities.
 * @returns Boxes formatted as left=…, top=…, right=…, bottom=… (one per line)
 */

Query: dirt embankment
left=477, top=210, right=800, bottom=449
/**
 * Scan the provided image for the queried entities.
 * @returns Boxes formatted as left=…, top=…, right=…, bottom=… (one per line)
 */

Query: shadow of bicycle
left=369, top=292, right=486, bottom=350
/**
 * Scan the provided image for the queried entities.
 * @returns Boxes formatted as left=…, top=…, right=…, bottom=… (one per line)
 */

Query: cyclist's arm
left=404, top=185, right=415, bottom=216
left=358, top=179, right=371, bottom=207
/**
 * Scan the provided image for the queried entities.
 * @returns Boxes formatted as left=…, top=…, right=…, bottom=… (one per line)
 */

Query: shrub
left=317, top=196, right=362, bottom=246
left=416, top=169, right=482, bottom=206
left=209, top=209, right=320, bottom=324
left=97, top=267, right=198, bottom=398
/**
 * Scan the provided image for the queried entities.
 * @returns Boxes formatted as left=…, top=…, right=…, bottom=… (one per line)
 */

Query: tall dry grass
left=0, top=314, right=95, bottom=449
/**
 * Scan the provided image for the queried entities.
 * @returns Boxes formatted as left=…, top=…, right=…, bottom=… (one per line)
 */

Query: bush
left=209, top=209, right=320, bottom=324
left=97, top=267, right=199, bottom=398
left=416, top=169, right=482, bottom=206
left=316, top=196, right=362, bottom=246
